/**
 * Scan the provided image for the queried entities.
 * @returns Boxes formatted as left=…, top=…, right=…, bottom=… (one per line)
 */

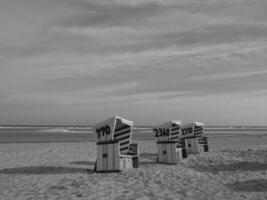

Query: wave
left=37, top=128, right=92, bottom=134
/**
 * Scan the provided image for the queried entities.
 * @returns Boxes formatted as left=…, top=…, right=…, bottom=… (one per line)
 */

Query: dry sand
left=0, top=136, right=267, bottom=200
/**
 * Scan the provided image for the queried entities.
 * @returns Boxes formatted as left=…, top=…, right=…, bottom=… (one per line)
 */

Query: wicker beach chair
left=181, top=122, right=208, bottom=155
left=94, top=116, right=139, bottom=172
left=153, top=121, right=186, bottom=164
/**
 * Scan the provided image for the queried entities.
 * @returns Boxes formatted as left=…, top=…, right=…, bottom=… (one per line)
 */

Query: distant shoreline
left=1, top=125, right=267, bottom=143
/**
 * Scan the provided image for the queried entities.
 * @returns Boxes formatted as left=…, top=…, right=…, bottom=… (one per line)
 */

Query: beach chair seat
left=94, top=116, right=139, bottom=172
left=154, top=121, right=184, bottom=164
left=197, top=136, right=209, bottom=152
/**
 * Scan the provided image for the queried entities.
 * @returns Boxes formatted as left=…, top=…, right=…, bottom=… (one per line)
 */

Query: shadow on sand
left=0, top=166, right=94, bottom=175
left=192, top=161, right=267, bottom=174
left=70, top=161, right=95, bottom=166
left=140, top=160, right=156, bottom=165
left=226, top=179, right=267, bottom=192
left=140, top=153, right=158, bottom=160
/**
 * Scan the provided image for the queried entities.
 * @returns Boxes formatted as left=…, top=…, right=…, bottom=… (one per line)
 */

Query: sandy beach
left=1, top=0, right=267, bottom=199
left=0, top=136, right=267, bottom=200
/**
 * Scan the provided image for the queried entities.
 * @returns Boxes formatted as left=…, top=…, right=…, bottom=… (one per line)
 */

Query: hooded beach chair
left=181, top=122, right=208, bottom=154
left=153, top=121, right=186, bottom=164
left=94, top=116, right=139, bottom=172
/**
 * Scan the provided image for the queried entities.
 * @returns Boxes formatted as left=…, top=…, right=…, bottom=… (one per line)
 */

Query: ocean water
left=0, top=126, right=267, bottom=143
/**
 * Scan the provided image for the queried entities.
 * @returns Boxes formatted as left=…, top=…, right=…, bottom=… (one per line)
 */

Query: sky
left=0, top=0, right=267, bottom=126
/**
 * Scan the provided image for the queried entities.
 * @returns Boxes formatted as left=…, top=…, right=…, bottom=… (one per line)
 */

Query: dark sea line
left=0, top=126, right=267, bottom=143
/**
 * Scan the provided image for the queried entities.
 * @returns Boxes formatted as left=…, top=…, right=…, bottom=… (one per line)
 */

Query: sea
left=0, top=125, right=267, bottom=143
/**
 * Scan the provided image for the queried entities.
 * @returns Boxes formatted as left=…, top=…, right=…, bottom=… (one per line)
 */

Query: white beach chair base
left=95, top=141, right=139, bottom=172
left=185, top=137, right=199, bottom=154
left=157, top=141, right=184, bottom=164
left=185, top=137, right=209, bottom=155
left=96, top=141, right=120, bottom=172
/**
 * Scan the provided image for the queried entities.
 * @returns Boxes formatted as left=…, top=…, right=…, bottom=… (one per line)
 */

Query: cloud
left=1, top=0, right=267, bottom=124
left=190, top=70, right=267, bottom=81
left=60, top=0, right=173, bottom=29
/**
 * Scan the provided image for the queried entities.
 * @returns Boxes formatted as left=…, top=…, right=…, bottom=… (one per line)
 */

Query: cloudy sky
left=1, top=0, right=267, bottom=125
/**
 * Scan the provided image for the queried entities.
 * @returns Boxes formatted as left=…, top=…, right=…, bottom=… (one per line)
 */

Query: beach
left=1, top=0, right=267, bottom=198
left=1, top=134, right=267, bottom=200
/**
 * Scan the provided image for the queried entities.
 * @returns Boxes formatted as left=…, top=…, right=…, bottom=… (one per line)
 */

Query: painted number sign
left=96, top=125, right=111, bottom=139
left=181, top=127, right=193, bottom=138
left=154, top=128, right=170, bottom=137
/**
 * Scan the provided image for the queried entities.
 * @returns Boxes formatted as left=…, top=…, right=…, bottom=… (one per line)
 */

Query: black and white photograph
left=0, top=0, right=267, bottom=199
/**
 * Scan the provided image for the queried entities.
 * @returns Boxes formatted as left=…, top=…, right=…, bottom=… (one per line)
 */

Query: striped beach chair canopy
left=170, top=121, right=182, bottom=142
left=113, top=116, right=133, bottom=154
left=194, top=122, right=204, bottom=137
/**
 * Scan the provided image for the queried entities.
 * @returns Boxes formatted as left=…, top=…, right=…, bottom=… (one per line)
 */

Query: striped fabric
left=170, top=123, right=181, bottom=142
left=114, top=118, right=132, bottom=154
left=194, top=125, right=203, bottom=137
